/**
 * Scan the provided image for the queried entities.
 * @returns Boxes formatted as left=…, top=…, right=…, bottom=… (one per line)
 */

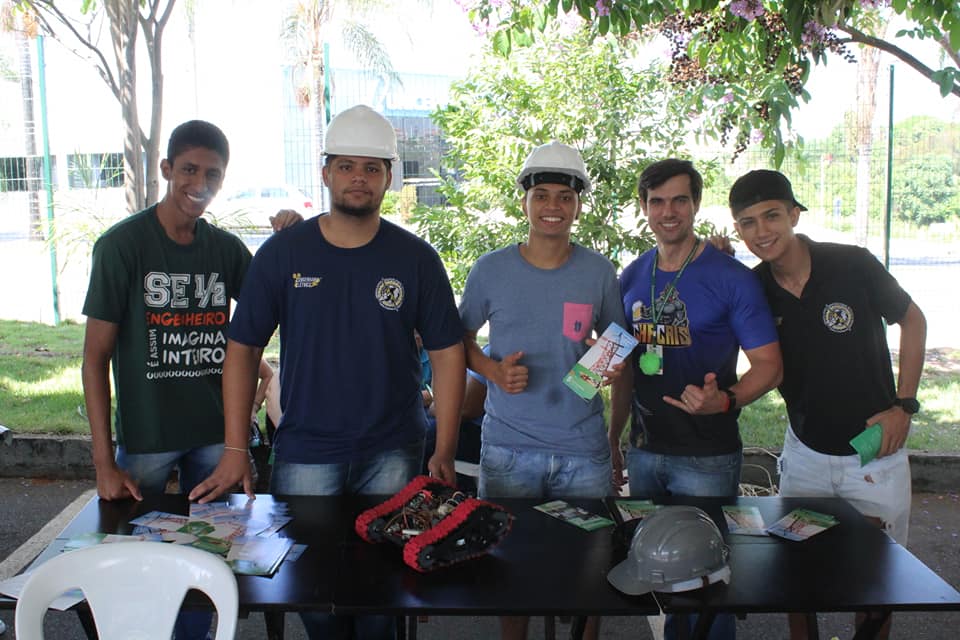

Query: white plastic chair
left=15, top=541, right=238, bottom=640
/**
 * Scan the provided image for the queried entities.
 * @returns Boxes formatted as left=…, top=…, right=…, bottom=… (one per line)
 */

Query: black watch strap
left=893, top=397, right=920, bottom=415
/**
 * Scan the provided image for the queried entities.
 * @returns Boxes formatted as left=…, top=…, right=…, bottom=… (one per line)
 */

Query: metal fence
left=1, top=62, right=957, bottom=344
left=695, top=73, right=958, bottom=349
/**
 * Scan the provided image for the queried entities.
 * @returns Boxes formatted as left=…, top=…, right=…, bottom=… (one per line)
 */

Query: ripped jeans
left=778, top=425, right=911, bottom=544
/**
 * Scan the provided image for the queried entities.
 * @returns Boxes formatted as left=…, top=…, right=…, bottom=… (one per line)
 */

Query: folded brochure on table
left=534, top=500, right=614, bottom=531
left=765, top=508, right=838, bottom=541
left=722, top=505, right=768, bottom=536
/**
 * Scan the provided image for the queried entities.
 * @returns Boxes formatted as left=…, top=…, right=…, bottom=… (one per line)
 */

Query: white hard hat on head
left=324, top=104, right=399, bottom=161
left=517, top=141, right=591, bottom=194
left=607, top=506, right=731, bottom=596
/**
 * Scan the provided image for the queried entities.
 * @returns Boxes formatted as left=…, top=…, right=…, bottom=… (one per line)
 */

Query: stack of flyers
left=765, top=508, right=838, bottom=541
left=563, top=323, right=639, bottom=401
left=226, top=536, right=295, bottom=576
left=63, top=532, right=163, bottom=551
left=611, top=499, right=659, bottom=523
left=722, top=505, right=768, bottom=536
left=534, top=500, right=614, bottom=531
left=126, top=501, right=295, bottom=567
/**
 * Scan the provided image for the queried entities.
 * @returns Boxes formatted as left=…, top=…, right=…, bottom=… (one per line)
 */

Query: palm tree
left=1, top=4, right=42, bottom=239
left=280, top=0, right=401, bottom=210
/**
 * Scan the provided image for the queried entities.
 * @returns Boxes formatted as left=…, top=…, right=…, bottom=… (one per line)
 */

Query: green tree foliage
left=891, top=115, right=960, bottom=225
left=462, top=1, right=960, bottom=164
left=894, top=155, right=957, bottom=225
left=894, top=115, right=960, bottom=171
left=410, top=27, right=722, bottom=292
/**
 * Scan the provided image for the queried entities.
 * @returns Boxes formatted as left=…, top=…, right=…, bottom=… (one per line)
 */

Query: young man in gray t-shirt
left=459, top=141, right=625, bottom=640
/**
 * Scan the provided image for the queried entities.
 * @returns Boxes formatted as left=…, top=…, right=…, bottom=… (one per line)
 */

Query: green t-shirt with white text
left=82, top=206, right=251, bottom=453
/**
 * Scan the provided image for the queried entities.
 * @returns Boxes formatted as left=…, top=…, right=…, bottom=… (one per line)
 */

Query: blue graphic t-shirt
left=619, top=243, right=777, bottom=456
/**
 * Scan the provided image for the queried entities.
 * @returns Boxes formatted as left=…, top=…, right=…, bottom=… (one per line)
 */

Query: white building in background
left=0, top=0, right=484, bottom=238
left=0, top=0, right=482, bottom=323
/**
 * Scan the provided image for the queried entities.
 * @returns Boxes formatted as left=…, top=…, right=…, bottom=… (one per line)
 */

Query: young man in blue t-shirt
left=610, top=158, right=783, bottom=640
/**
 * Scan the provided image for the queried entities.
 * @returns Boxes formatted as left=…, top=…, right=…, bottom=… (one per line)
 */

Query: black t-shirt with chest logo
left=755, top=236, right=912, bottom=455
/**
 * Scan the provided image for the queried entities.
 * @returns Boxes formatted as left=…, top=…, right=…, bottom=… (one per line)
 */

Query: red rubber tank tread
left=402, top=499, right=512, bottom=572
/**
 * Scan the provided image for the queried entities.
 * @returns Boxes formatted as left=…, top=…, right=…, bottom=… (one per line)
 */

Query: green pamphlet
left=849, top=423, right=883, bottom=466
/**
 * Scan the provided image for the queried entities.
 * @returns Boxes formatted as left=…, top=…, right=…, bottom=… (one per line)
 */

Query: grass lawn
left=1, top=319, right=958, bottom=453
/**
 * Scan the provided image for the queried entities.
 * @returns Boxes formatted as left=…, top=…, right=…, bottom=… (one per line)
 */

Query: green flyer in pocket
left=849, top=423, right=883, bottom=466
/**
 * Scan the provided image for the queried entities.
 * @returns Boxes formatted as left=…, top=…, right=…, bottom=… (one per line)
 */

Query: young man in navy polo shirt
left=200, top=105, right=465, bottom=640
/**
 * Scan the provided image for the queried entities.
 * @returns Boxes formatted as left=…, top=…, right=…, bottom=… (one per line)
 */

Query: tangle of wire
left=385, top=490, right=470, bottom=538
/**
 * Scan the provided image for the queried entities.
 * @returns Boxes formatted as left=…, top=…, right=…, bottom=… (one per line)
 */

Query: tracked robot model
left=355, top=475, right=513, bottom=572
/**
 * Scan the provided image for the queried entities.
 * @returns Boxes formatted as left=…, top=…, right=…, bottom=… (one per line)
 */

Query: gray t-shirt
left=459, top=244, right=626, bottom=457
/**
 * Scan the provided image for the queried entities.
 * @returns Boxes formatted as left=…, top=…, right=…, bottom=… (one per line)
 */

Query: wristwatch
left=893, top=397, right=920, bottom=415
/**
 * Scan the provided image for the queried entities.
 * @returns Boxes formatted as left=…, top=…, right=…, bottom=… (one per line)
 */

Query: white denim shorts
left=778, top=425, right=911, bottom=544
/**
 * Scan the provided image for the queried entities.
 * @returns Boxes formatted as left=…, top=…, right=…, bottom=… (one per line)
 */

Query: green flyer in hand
left=849, top=423, right=883, bottom=466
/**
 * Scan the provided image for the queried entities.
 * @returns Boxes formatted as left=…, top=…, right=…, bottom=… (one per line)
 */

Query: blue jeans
left=478, top=443, right=612, bottom=499
left=271, top=440, right=423, bottom=496
left=627, top=448, right=740, bottom=640
left=116, top=443, right=224, bottom=495
left=665, top=612, right=737, bottom=640
left=272, top=439, right=423, bottom=640
left=626, top=449, right=742, bottom=498
left=117, top=443, right=223, bottom=640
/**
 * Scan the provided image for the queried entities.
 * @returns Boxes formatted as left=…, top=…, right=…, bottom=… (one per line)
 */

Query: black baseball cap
left=729, top=169, right=807, bottom=216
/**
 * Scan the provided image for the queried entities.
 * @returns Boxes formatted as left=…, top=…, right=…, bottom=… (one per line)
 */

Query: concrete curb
left=0, top=434, right=96, bottom=480
left=1, top=435, right=958, bottom=492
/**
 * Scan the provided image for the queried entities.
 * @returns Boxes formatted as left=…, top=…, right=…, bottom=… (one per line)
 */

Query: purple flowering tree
left=462, top=1, right=960, bottom=164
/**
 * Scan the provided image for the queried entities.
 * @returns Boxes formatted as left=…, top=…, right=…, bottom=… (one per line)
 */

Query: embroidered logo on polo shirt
left=375, top=277, right=404, bottom=311
left=292, top=273, right=321, bottom=288
left=822, top=302, right=854, bottom=333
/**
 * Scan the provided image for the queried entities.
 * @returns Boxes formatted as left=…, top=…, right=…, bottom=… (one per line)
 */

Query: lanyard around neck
left=650, top=239, right=700, bottom=326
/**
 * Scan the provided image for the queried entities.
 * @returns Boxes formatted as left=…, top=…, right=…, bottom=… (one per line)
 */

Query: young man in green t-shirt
left=82, top=119, right=300, bottom=500
left=83, top=120, right=250, bottom=505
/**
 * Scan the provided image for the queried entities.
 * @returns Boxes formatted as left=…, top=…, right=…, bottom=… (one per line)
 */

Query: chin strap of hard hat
left=662, top=564, right=732, bottom=593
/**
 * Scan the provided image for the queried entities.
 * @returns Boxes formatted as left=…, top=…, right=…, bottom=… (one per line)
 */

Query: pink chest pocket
left=563, top=302, right=594, bottom=341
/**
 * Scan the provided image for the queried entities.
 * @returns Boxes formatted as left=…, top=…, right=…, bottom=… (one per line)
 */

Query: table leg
left=851, top=611, right=890, bottom=640
left=264, top=610, right=285, bottom=640
left=691, top=611, right=717, bottom=640
left=568, top=616, right=585, bottom=640
left=805, top=612, right=820, bottom=640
